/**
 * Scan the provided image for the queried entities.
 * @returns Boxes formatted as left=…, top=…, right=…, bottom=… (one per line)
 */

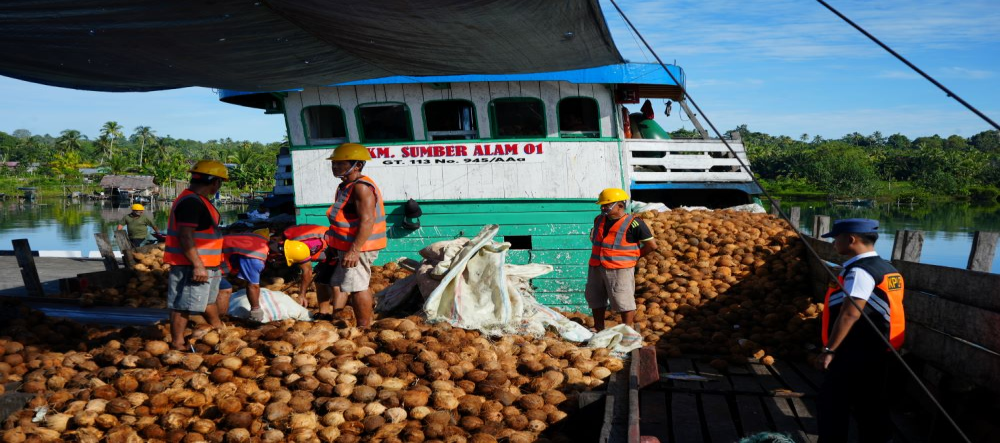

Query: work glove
left=249, top=308, right=265, bottom=323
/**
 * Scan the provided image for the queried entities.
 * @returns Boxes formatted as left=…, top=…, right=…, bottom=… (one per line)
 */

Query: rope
left=606, top=1, right=972, bottom=441
left=815, top=0, right=998, bottom=131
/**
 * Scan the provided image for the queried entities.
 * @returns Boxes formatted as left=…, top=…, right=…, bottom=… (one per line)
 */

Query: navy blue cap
left=821, top=218, right=879, bottom=238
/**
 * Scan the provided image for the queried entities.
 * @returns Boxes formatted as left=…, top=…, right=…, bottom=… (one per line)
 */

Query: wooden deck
left=601, top=350, right=930, bottom=443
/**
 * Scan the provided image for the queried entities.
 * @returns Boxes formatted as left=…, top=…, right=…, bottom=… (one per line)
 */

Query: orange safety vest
left=284, top=224, right=328, bottom=261
left=589, top=214, right=641, bottom=269
left=164, top=189, right=223, bottom=267
left=822, top=256, right=906, bottom=351
left=325, top=176, right=387, bottom=252
left=220, top=233, right=269, bottom=275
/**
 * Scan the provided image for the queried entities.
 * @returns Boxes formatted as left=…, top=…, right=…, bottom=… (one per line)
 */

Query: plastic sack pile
left=376, top=225, right=642, bottom=356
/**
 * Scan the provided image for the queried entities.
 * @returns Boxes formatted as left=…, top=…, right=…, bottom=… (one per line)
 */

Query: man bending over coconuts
left=586, top=188, right=658, bottom=331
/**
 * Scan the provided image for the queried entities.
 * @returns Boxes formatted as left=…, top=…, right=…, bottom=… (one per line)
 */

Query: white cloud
left=941, top=67, right=994, bottom=79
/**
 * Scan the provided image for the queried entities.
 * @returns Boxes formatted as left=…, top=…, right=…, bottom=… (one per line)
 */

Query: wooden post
left=93, top=233, right=119, bottom=271
left=966, top=231, right=999, bottom=272
left=769, top=198, right=781, bottom=216
left=812, top=215, right=831, bottom=239
left=12, top=239, right=44, bottom=297
left=891, top=230, right=924, bottom=262
left=788, top=206, right=801, bottom=231
left=114, top=230, right=136, bottom=269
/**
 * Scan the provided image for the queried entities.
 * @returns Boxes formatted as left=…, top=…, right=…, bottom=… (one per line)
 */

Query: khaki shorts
left=584, top=266, right=637, bottom=312
left=167, top=266, right=221, bottom=312
left=326, top=250, right=379, bottom=293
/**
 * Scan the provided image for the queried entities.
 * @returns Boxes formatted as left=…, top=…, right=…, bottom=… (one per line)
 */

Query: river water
left=781, top=199, right=1000, bottom=274
left=0, top=198, right=246, bottom=256
left=1, top=198, right=998, bottom=273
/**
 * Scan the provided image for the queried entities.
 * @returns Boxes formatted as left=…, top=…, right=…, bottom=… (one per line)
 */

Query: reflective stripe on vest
left=821, top=260, right=906, bottom=351
left=325, top=176, right=387, bottom=252
left=163, top=189, right=223, bottom=267
left=222, top=233, right=269, bottom=261
left=284, top=224, right=328, bottom=242
left=588, top=214, right=641, bottom=269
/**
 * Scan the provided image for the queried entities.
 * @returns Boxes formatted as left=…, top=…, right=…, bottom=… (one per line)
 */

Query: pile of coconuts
left=61, top=244, right=411, bottom=310
left=562, top=210, right=823, bottom=369
left=0, top=302, right=622, bottom=443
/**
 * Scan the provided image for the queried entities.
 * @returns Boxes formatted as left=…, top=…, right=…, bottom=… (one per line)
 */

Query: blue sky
left=0, top=0, right=996, bottom=143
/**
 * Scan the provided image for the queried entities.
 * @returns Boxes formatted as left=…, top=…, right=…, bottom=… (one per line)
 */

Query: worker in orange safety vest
left=817, top=218, right=905, bottom=443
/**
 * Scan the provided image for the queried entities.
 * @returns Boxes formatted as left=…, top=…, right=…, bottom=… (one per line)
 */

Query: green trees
left=131, top=126, right=156, bottom=168
left=55, top=129, right=85, bottom=153
left=99, top=121, right=124, bottom=162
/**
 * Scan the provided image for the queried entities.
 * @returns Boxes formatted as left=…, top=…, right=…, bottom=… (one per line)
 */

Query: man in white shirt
left=816, top=218, right=906, bottom=443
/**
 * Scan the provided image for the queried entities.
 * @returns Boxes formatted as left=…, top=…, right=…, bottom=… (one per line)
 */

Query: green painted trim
left=556, top=96, right=602, bottom=139
left=298, top=198, right=596, bottom=210
left=288, top=137, right=622, bottom=151
left=532, top=278, right=587, bottom=293
left=530, top=235, right=591, bottom=250
left=530, top=250, right=592, bottom=264
left=387, top=223, right=591, bottom=238
left=488, top=97, right=547, bottom=140
left=531, top=264, right=588, bottom=279
left=300, top=105, right=348, bottom=146
left=355, top=101, right=415, bottom=144
left=421, top=99, right=480, bottom=141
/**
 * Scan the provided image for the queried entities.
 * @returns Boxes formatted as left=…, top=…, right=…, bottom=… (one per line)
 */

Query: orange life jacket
left=822, top=256, right=906, bottom=351
left=284, top=224, right=328, bottom=261
left=589, top=214, right=641, bottom=269
left=164, top=189, right=223, bottom=267
left=325, top=176, right=387, bottom=252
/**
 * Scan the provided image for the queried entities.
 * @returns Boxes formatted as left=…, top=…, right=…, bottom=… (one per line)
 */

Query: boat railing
left=625, top=138, right=754, bottom=183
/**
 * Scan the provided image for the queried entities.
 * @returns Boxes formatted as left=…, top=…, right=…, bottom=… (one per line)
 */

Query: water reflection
left=783, top=200, right=1000, bottom=274
left=0, top=198, right=245, bottom=255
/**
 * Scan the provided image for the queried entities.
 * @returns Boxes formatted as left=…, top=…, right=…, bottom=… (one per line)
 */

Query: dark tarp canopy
left=0, top=0, right=623, bottom=92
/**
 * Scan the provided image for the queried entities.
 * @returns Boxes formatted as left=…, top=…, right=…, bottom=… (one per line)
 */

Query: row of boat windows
left=304, top=97, right=601, bottom=145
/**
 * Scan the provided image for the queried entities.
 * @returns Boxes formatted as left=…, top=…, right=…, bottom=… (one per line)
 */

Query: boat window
left=304, top=106, right=347, bottom=145
left=490, top=98, right=546, bottom=139
left=358, top=103, right=414, bottom=143
left=424, top=100, right=478, bottom=140
left=558, top=97, right=600, bottom=138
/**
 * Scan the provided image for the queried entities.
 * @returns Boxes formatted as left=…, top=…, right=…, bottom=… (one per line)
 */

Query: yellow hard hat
left=253, top=228, right=271, bottom=238
left=596, top=188, right=629, bottom=205
left=189, top=159, right=230, bottom=181
left=131, top=203, right=145, bottom=211
left=326, top=143, right=372, bottom=162
left=283, top=240, right=312, bottom=266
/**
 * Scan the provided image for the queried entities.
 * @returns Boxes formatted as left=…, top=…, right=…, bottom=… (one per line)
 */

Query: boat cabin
left=220, top=63, right=759, bottom=311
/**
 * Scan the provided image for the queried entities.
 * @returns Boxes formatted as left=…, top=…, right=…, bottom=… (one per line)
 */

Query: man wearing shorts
left=220, top=228, right=269, bottom=321
left=586, top=188, right=658, bottom=331
left=164, top=160, right=229, bottom=350
left=322, top=143, right=387, bottom=328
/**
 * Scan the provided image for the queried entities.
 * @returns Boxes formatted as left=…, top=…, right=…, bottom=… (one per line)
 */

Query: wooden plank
left=628, top=348, right=641, bottom=443
left=905, top=289, right=1000, bottom=353
left=530, top=249, right=592, bottom=264
left=530, top=235, right=591, bottom=250
left=893, top=261, right=1000, bottom=311
left=812, top=215, right=831, bottom=240
left=631, top=171, right=753, bottom=182
left=387, top=223, right=591, bottom=238
left=635, top=347, right=659, bottom=389
left=966, top=231, right=999, bottom=272
left=93, top=233, right=119, bottom=271
left=789, top=206, right=801, bottom=231
left=691, top=360, right=732, bottom=391
left=803, top=236, right=842, bottom=264
left=891, top=230, right=924, bottom=262
left=11, top=239, right=44, bottom=297
left=771, top=361, right=818, bottom=396
left=702, top=393, right=740, bottom=443
left=905, top=322, right=1000, bottom=393
left=384, top=211, right=592, bottom=226
left=669, top=391, right=703, bottom=443
left=383, top=200, right=595, bottom=214
left=789, top=397, right=819, bottom=442
left=730, top=373, right=771, bottom=435
left=789, top=361, right=825, bottom=393
left=113, top=230, right=136, bottom=269
left=750, top=363, right=806, bottom=439
left=638, top=391, right=669, bottom=443
left=602, top=368, right=630, bottom=443
left=665, top=358, right=702, bottom=390
left=529, top=264, right=587, bottom=280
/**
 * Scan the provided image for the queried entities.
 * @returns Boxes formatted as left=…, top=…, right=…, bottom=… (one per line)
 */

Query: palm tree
left=106, top=154, right=132, bottom=175
left=131, top=126, right=156, bottom=168
left=55, top=129, right=85, bottom=153
left=99, top=121, right=124, bottom=161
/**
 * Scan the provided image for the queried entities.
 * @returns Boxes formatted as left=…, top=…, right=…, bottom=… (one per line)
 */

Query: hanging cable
left=816, top=0, right=997, bottom=131
left=606, top=1, right=973, bottom=441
